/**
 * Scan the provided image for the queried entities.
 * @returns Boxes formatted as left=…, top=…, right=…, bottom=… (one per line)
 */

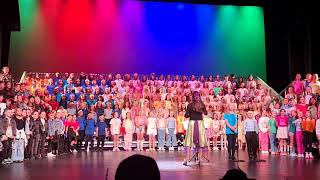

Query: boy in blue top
left=224, top=106, right=238, bottom=160
left=76, top=110, right=86, bottom=150
left=96, top=114, right=108, bottom=151
left=84, top=112, right=96, bottom=151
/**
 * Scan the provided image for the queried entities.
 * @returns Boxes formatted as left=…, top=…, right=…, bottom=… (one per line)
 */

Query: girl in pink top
left=276, top=109, right=289, bottom=155
left=296, top=97, right=307, bottom=116
left=292, top=74, right=304, bottom=96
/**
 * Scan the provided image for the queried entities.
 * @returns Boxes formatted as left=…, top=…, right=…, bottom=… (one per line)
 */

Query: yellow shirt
left=176, top=116, right=185, bottom=133
left=165, top=101, right=172, bottom=109
left=153, top=101, right=162, bottom=110
left=204, top=117, right=213, bottom=129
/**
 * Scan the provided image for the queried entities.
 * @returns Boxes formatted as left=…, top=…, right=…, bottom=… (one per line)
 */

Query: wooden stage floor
left=0, top=150, right=319, bottom=180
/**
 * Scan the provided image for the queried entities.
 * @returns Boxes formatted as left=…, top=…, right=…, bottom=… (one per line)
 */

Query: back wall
left=9, top=0, right=266, bottom=79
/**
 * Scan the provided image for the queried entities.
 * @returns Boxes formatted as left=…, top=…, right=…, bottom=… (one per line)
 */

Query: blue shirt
left=47, top=85, right=55, bottom=95
left=96, top=121, right=108, bottom=135
left=243, top=118, right=258, bottom=134
left=167, top=117, right=176, bottom=129
left=85, top=119, right=96, bottom=135
left=76, top=116, right=86, bottom=131
left=87, top=99, right=97, bottom=106
left=224, top=113, right=237, bottom=134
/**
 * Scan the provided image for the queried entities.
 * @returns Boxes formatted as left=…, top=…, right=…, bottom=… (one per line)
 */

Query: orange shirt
left=153, top=101, right=162, bottom=110
left=302, top=118, right=316, bottom=132
left=176, top=116, right=185, bottom=133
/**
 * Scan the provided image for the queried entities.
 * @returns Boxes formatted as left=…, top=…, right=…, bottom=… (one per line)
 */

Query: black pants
left=97, top=135, right=106, bottom=149
left=56, top=135, right=65, bottom=155
left=84, top=135, right=94, bottom=149
left=77, top=130, right=85, bottom=150
left=176, top=133, right=185, bottom=147
left=66, top=130, right=77, bottom=152
left=31, top=134, right=40, bottom=157
left=47, top=138, right=54, bottom=153
left=38, top=133, right=46, bottom=156
left=303, top=131, right=313, bottom=153
left=25, top=136, right=33, bottom=159
left=245, top=132, right=258, bottom=160
left=1, top=139, right=13, bottom=160
left=227, top=134, right=237, bottom=158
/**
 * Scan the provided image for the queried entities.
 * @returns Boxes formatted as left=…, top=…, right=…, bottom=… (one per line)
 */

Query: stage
left=1, top=150, right=319, bottom=180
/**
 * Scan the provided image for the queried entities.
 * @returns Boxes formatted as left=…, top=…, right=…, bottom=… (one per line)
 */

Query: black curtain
left=264, top=1, right=318, bottom=92
left=0, top=0, right=20, bottom=68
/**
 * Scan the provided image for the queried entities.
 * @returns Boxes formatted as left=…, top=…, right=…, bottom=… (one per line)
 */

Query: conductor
left=183, top=91, right=208, bottom=165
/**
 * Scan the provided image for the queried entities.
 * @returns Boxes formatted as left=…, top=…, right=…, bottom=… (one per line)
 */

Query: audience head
left=115, top=155, right=160, bottom=180
left=221, top=168, right=254, bottom=180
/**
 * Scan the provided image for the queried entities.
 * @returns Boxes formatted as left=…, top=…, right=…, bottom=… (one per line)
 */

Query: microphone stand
left=188, top=144, right=210, bottom=167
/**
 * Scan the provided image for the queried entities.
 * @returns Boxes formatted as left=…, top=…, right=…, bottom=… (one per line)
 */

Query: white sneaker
left=6, top=158, right=13, bottom=164
left=309, top=153, right=314, bottom=159
left=73, top=149, right=78, bottom=153
left=290, top=152, right=297, bottom=157
left=297, top=154, right=304, bottom=158
left=47, top=152, right=56, bottom=157
left=305, top=153, right=309, bottom=159
left=112, top=148, right=116, bottom=152
left=86, top=148, right=90, bottom=152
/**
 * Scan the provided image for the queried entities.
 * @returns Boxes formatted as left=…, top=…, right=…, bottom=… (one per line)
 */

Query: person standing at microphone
left=183, top=91, right=208, bottom=165
left=224, top=105, right=238, bottom=160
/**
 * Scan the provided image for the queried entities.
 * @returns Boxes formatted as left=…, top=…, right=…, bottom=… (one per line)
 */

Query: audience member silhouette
left=221, top=168, right=255, bottom=180
left=115, top=154, right=160, bottom=180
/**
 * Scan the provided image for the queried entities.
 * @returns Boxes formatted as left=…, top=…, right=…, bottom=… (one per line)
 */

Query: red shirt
left=296, top=104, right=307, bottom=116
left=64, top=121, right=79, bottom=130
left=48, top=101, right=59, bottom=110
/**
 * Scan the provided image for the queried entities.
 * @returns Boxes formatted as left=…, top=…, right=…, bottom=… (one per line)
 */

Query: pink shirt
left=296, top=104, right=307, bottom=116
left=292, top=80, right=304, bottom=95
left=276, top=116, right=289, bottom=127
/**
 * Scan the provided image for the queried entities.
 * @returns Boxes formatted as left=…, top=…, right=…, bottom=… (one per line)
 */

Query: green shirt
left=289, top=117, right=296, bottom=133
left=268, top=118, right=277, bottom=134
left=214, top=87, right=222, bottom=96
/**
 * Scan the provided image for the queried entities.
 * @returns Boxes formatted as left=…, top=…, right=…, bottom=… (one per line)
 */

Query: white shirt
left=147, top=118, right=157, bottom=129
left=123, top=119, right=134, bottom=134
left=121, top=108, right=131, bottom=119
left=0, top=103, right=6, bottom=115
left=259, top=116, right=269, bottom=133
left=224, top=94, right=234, bottom=104
left=114, top=79, right=123, bottom=87
left=305, top=94, right=312, bottom=105
left=110, top=118, right=121, bottom=135
left=204, top=117, right=213, bottom=129
left=212, top=120, right=220, bottom=131
left=316, top=119, right=320, bottom=135
left=6, top=118, right=13, bottom=138
left=188, top=80, right=198, bottom=90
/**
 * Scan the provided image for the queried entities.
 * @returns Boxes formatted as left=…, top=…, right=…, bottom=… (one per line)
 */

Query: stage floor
left=1, top=150, right=319, bottom=180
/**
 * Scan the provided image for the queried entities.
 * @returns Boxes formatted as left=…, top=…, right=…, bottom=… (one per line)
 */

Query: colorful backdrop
left=9, top=0, right=266, bottom=79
